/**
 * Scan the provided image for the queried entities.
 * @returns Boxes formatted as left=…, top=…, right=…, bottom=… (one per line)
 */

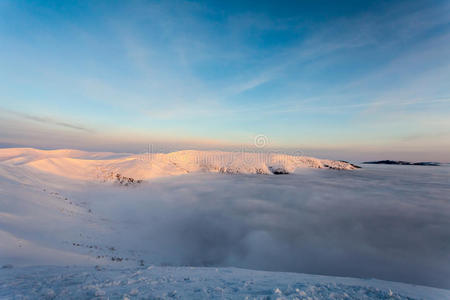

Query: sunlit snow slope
left=1, top=148, right=449, bottom=299
left=0, top=148, right=358, bottom=181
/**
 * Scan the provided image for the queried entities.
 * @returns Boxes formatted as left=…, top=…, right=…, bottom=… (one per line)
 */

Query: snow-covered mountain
left=0, top=148, right=359, bottom=181
left=1, top=148, right=449, bottom=299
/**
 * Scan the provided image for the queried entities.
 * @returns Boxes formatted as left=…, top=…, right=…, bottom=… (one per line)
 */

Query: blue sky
left=0, top=0, right=449, bottom=160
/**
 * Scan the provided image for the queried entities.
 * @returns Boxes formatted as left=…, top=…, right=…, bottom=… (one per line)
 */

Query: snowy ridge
left=0, top=148, right=358, bottom=181
left=2, top=265, right=449, bottom=300
left=1, top=147, right=448, bottom=299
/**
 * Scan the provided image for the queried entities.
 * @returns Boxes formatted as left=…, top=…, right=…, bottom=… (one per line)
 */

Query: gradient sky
left=0, top=0, right=449, bottom=160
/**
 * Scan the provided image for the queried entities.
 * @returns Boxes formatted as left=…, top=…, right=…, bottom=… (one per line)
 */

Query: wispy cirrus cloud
left=1, top=109, right=93, bottom=133
left=0, top=0, right=449, bottom=159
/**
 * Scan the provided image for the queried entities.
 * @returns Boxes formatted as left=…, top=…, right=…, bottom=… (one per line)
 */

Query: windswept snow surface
left=0, top=148, right=449, bottom=299
left=1, top=266, right=450, bottom=299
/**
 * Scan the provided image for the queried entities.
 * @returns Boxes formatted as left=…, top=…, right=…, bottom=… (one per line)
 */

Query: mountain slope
left=0, top=148, right=359, bottom=181
left=1, top=148, right=448, bottom=299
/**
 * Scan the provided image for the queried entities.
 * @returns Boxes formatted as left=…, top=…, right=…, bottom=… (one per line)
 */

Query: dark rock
left=364, top=160, right=440, bottom=166
left=2, top=264, right=13, bottom=269
left=269, top=166, right=289, bottom=175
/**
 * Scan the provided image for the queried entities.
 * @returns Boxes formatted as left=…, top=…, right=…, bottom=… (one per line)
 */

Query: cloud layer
left=85, top=166, right=450, bottom=289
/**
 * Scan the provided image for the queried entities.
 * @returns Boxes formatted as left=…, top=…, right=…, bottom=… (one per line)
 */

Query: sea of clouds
left=84, top=164, right=450, bottom=289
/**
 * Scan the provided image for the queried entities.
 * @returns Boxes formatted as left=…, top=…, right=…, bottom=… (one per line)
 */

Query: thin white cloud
left=2, top=109, right=94, bottom=133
